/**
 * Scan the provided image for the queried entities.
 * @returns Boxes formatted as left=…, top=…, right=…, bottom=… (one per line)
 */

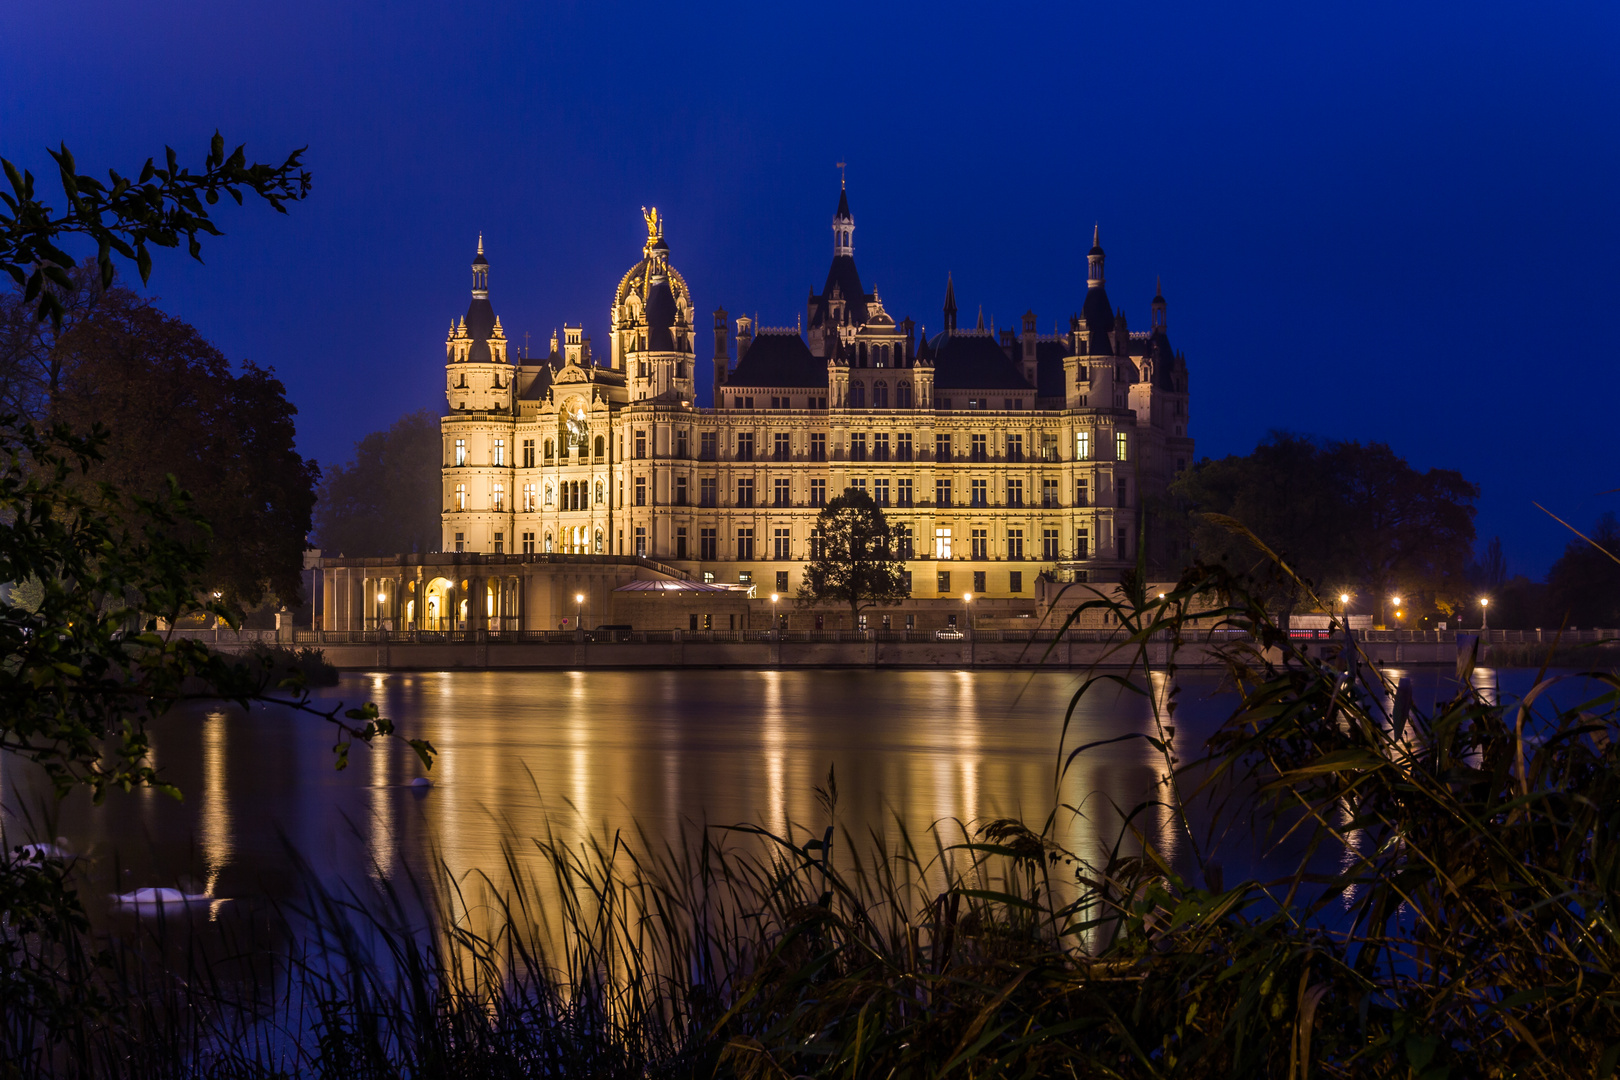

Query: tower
left=712, top=306, right=729, bottom=407
left=615, top=207, right=696, bottom=403
left=444, top=234, right=510, bottom=412
left=1151, top=276, right=1167, bottom=331
left=833, top=174, right=854, bottom=258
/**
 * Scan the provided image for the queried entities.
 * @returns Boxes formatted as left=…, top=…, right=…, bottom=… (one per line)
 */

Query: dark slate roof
left=927, top=331, right=1031, bottom=390
left=464, top=295, right=497, bottom=363
left=1081, top=283, right=1114, bottom=338
left=1035, top=340, right=1070, bottom=398
left=1145, top=327, right=1182, bottom=390
left=645, top=272, right=677, bottom=351
left=810, top=255, right=870, bottom=328
left=835, top=187, right=852, bottom=221
left=727, top=331, right=827, bottom=388
left=518, top=359, right=561, bottom=400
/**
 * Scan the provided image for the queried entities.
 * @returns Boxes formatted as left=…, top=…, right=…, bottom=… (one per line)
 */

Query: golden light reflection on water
left=200, top=710, right=231, bottom=899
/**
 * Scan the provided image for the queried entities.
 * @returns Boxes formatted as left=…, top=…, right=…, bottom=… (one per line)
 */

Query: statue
left=641, top=205, right=661, bottom=241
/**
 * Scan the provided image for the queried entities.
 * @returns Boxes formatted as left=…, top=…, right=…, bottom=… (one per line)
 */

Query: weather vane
left=836, top=161, right=846, bottom=189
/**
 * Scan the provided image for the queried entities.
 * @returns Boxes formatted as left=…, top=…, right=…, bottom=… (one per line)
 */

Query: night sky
left=4, top=1, right=1616, bottom=576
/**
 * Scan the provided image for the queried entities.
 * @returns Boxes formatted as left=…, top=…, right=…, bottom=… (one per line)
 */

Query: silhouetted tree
left=796, top=486, right=910, bottom=622
left=313, top=410, right=443, bottom=556
left=1545, top=514, right=1620, bottom=628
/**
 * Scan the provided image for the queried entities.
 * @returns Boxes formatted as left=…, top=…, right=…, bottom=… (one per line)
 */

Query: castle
left=316, top=184, right=1192, bottom=633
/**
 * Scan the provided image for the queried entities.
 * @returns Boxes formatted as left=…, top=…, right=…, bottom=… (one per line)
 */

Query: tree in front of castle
left=796, top=486, right=910, bottom=624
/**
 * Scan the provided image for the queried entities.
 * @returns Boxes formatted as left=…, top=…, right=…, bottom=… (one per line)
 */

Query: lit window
left=523, top=483, right=536, bottom=511
left=455, top=483, right=467, bottom=510
left=454, top=531, right=464, bottom=553
left=1076, top=430, right=1091, bottom=461
left=493, top=439, right=505, bottom=466
left=934, top=527, right=953, bottom=560
left=454, top=438, right=466, bottom=466
left=492, top=482, right=504, bottom=511
left=1116, top=432, right=1128, bottom=461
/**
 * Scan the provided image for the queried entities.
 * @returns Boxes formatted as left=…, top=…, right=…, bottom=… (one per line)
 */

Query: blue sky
left=4, top=0, right=1616, bottom=575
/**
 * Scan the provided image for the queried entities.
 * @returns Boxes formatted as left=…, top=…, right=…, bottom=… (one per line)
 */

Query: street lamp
left=575, top=592, right=584, bottom=631
left=963, top=591, right=973, bottom=631
left=1338, top=592, right=1350, bottom=629
left=1480, top=596, right=1490, bottom=630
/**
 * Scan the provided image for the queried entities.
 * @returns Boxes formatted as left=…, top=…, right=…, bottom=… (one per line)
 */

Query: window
left=1075, top=478, right=1089, bottom=506
left=523, top=482, right=537, bottom=511
left=1119, top=528, right=1129, bottom=554
left=973, top=570, right=986, bottom=592
left=773, top=432, right=790, bottom=461
left=1116, top=431, right=1128, bottom=461
left=744, top=396, right=754, bottom=409
left=676, top=526, right=688, bottom=559
left=522, top=439, right=534, bottom=467
left=676, top=475, right=688, bottom=505
left=897, top=478, right=913, bottom=506
left=971, top=529, right=987, bottom=559
left=809, top=526, right=825, bottom=559
left=937, top=571, right=952, bottom=594
left=935, top=434, right=951, bottom=460
left=849, top=381, right=865, bottom=407
left=852, top=477, right=867, bottom=495
left=736, top=478, right=754, bottom=506
left=1118, top=477, right=1129, bottom=508
left=897, top=382, right=912, bottom=408
left=934, top=527, right=952, bottom=560
left=971, top=479, right=987, bottom=507
left=810, top=478, right=826, bottom=506
left=810, top=433, right=826, bottom=461
left=635, top=477, right=646, bottom=506
left=774, top=477, right=790, bottom=506
left=736, top=432, right=754, bottom=461
left=737, top=528, right=755, bottom=560
left=635, top=526, right=647, bottom=557
left=1010, top=570, right=1023, bottom=593
left=873, top=478, right=890, bottom=506
left=873, top=433, right=890, bottom=461
left=850, top=433, right=867, bottom=461
left=544, top=438, right=555, bottom=460
left=455, top=483, right=468, bottom=510
left=493, top=531, right=504, bottom=554
left=454, top=438, right=466, bottom=466
left=872, top=381, right=888, bottom=408
left=522, top=531, right=535, bottom=554
left=700, top=431, right=717, bottom=460
left=1042, top=433, right=1058, bottom=461
left=1042, top=528, right=1059, bottom=560
left=738, top=571, right=753, bottom=585
left=776, top=570, right=789, bottom=592
left=1076, top=528, right=1089, bottom=560
left=897, top=525, right=914, bottom=559
left=1007, top=529, right=1024, bottom=560
left=774, top=528, right=790, bottom=559
left=939, top=397, right=952, bottom=409
left=700, top=528, right=717, bottom=560
left=1006, top=478, right=1024, bottom=507
left=1076, top=430, right=1092, bottom=460
left=897, top=432, right=913, bottom=461
left=701, top=477, right=717, bottom=506
left=1006, top=434, right=1023, bottom=462
left=595, top=435, right=605, bottom=460
left=1042, top=478, right=1059, bottom=508
left=971, top=434, right=987, bottom=462
left=936, top=479, right=952, bottom=505
left=454, top=531, right=464, bottom=553
left=493, top=439, right=505, bottom=466
left=677, top=429, right=689, bottom=458
left=635, top=430, right=647, bottom=459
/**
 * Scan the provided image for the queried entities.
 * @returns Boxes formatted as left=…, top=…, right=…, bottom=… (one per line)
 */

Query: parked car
left=934, top=627, right=965, bottom=640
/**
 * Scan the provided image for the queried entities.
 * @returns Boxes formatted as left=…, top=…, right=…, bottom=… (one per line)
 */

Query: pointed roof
left=835, top=185, right=852, bottom=222
left=472, top=232, right=488, bottom=267
left=1089, top=222, right=1103, bottom=257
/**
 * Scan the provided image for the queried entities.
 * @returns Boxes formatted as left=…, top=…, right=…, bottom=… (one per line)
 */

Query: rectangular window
left=935, top=434, right=951, bottom=460
left=1010, top=570, right=1023, bottom=593
left=493, top=531, right=504, bottom=554
left=809, top=527, right=825, bottom=559
left=1076, top=478, right=1089, bottom=506
left=1006, top=478, right=1023, bottom=507
left=635, top=477, right=646, bottom=506
left=850, top=433, right=867, bottom=461
left=1118, top=528, right=1129, bottom=555
left=1042, top=433, right=1058, bottom=461
left=810, top=478, right=827, bottom=506
left=738, top=571, right=752, bottom=585
left=700, top=477, right=717, bottom=507
left=454, top=531, right=464, bottom=553
left=454, top=438, right=466, bottom=466
left=736, top=432, right=754, bottom=461
left=635, top=430, right=647, bottom=459
left=736, top=478, right=754, bottom=506
left=934, top=527, right=952, bottom=560
left=522, top=530, right=535, bottom=555
left=971, top=479, right=987, bottom=507
left=774, top=477, right=790, bottom=506
left=1006, top=434, right=1023, bottom=462
left=897, top=432, right=913, bottom=461
left=700, top=528, right=717, bottom=560
left=1116, top=431, right=1129, bottom=461
left=773, top=432, right=790, bottom=461
left=744, top=397, right=754, bottom=409
left=737, top=528, right=755, bottom=560
left=897, top=478, right=913, bottom=506
left=677, top=428, right=689, bottom=458
left=873, top=433, right=890, bottom=461
left=937, top=570, right=951, bottom=594
left=523, top=482, right=537, bottom=511
left=453, top=482, right=467, bottom=510
left=810, top=433, right=827, bottom=461
left=873, top=478, right=890, bottom=506
left=1118, top=476, right=1129, bottom=508
left=776, top=570, right=789, bottom=592
left=1076, top=528, right=1089, bottom=560
left=700, top=431, right=717, bottom=460
left=897, top=525, right=914, bottom=560
left=973, top=570, right=986, bottom=593
left=971, top=434, right=987, bottom=461
left=1042, top=477, right=1059, bottom=508
left=635, top=526, right=647, bottom=557
left=491, top=481, right=505, bottom=511
left=936, top=479, right=951, bottom=505
left=545, top=438, right=556, bottom=460
left=971, top=529, right=987, bottom=559
left=852, top=477, right=867, bottom=494
left=522, top=439, right=535, bottom=468
left=493, top=439, right=505, bottom=466
left=676, top=475, right=688, bottom=505
left=773, top=528, right=790, bottom=559
left=1042, top=528, right=1059, bottom=560
left=1076, top=430, right=1092, bottom=461
left=1007, top=529, right=1024, bottom=560
left=676, top=527, right=688, bottom=559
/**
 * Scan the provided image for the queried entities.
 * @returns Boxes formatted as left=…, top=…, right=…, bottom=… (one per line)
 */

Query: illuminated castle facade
left=438, top=188, right=1191, bottom=614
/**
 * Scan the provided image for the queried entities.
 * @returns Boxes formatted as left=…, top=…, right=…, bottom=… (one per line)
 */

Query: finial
left=976, top=305, right=984, bottom=331
left=477, top=232, right=484, bottom=256
left=641, top=206, right=662, bottom=240
left=1092, top=222, right=1100, bottom=247
left=837, top=161, right=846, bottom=189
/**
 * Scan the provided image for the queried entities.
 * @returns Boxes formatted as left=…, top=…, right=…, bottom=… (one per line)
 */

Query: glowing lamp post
left=963, top=591, right=973, bottom=632
left=770, top=593, right=779, bottom=630
left=575, top=593, right=585, bottom=632
left=1480, top=597, right=1490, bottom=631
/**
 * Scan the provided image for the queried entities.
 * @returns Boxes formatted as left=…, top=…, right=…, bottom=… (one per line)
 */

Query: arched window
left=858, top=342, right=868, bottom=367
left=850, top=381, right=866, bottom=408
left=897, top=381, right=912, bottom=408
left=877, top=344, right=888, bottom=367
left=594, top=435, right=604, bottom=459
left=545, top=439, right=555, bottom=459
left=872, top=381, right=889, bottom=408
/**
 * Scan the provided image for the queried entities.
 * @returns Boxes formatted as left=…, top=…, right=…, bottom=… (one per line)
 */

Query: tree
left=0, top=262, right=319, bottom=610
left=1545, top=513, right=1620, bottom=628
left=314, top=410, right=443, bottom=556
left=796, top=486, right=910, bottom=622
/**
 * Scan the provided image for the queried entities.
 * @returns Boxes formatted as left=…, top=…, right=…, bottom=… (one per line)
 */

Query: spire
left=1152, top=276, right=1167, bottom=331
left=943, top=272, right=957, bottom=333
left=833, top=175, right=854, bottom=257
left=477, top=232, right=485, bottom=257
left=471, top=234, right=489, bottom=298
left=1086, top=224, right=1105, bottom=289
left=976, top=305, right=984, bottom=332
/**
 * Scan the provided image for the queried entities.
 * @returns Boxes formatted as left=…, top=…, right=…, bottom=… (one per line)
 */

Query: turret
left=1020, top=309, right=1038, bottom=385
left=1152, top=277, right=1167, bottom=331
left=444, top=234, right=511, bottom=413
left=833, top=172, right=854, bottom=257
left=942, top=273, right=957, bottom=334
left=712, top=306, right=730, bottom=407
